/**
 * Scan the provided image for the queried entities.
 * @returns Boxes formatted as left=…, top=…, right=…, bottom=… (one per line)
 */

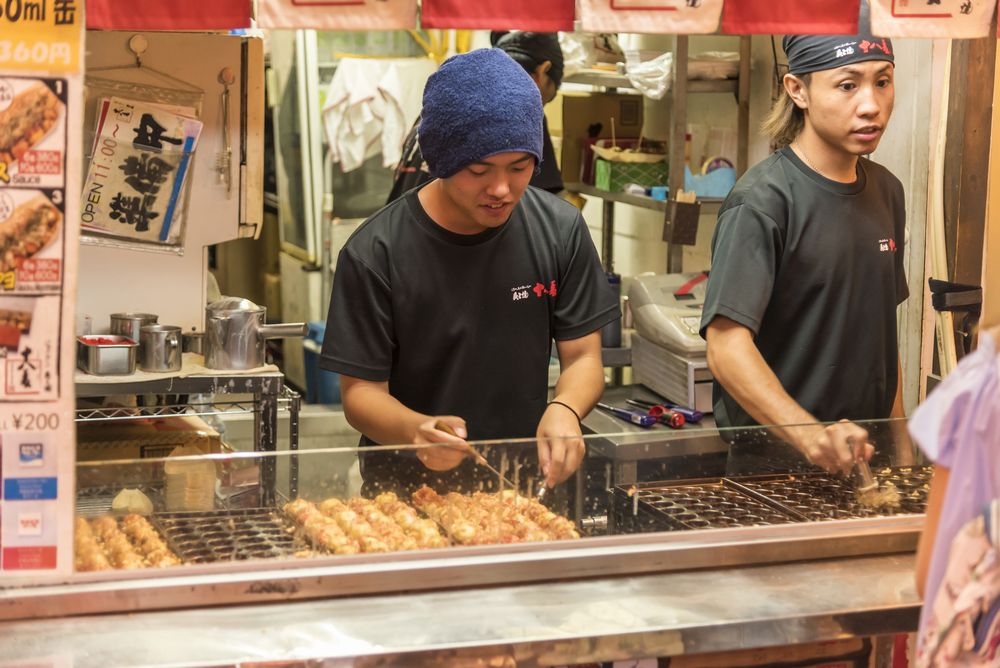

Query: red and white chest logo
left=533, top=281, right=557, bottom=298
left=511, top=281, right=558, bottom=302
left=878, top=238, right=897, bottom=253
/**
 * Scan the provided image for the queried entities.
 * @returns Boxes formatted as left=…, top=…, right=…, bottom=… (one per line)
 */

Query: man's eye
left=511, top=166, right=527, bottom=173
left=877, top=78, right=892, bottom=88
left=839, top=82, right=856, bottom=91
left=468, top=169, right=487, bottom=177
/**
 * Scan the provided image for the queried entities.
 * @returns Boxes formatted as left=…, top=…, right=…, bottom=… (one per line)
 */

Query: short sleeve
left=552, top=213, right=620, bottom=340
left=700, top=204, right=783, bottom=338
left=319, top=247, right=394, bottom=381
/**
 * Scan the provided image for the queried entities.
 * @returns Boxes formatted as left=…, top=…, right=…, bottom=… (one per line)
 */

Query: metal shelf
left=75, top=387, right=299, bottom=424
left=74, top=371, right=302, bottom=504
left=568, top=183, right=723, bottom=214
left=563, top=70, right=738, bottom=94
left=76, top=370, right=285, bottom=399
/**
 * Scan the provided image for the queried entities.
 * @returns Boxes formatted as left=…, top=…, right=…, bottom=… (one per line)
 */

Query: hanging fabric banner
left=258, top=0, right=417, bottom=30
left=870, top=0, right=995, bottom=38
left=578, top=0, right=723, bottom=34
left=721, top=0, right=860, bottom=34
left=420, top=0, right=574, bottom=30
left=86, top=0, right=250, bottom=30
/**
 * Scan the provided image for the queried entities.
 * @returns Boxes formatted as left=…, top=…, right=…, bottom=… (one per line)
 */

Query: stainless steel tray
left=610, top=466, right=931, bottom=533
left=152, top=509, right=301, bottom=563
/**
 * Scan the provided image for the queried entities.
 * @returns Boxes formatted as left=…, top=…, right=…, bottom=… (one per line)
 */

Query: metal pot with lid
left=204, top=298, right=307, bottom=370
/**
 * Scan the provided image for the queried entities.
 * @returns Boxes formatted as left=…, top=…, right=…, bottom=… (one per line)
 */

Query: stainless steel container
left=205, top=298, right=307, bottom=370
left=77, top=335, right=138, bottom=375
left=110, top=313, right=158, bottom=343
left=139, top=325, right=182, bottom=372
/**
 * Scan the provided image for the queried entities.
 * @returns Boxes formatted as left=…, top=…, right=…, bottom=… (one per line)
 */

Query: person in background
left=322, top=48, right=619, bottom=495
left=913, top=326, right=1000, bottom=663
left=386, top=31, right=565, bottom=203
left=700, top=3, right=909, bottom=475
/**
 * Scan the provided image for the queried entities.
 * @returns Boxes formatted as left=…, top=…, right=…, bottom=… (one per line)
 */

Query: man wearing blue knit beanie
left=321, top=48, right=620, bottom=496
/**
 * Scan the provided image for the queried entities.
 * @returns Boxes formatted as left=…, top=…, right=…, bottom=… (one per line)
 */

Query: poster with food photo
left=0, top=76, right=67, bottom=190
left=0, top=189, right=64, bottom=294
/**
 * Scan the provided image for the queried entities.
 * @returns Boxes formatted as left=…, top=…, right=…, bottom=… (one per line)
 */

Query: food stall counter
left=0, top=419, right=926, bottom=664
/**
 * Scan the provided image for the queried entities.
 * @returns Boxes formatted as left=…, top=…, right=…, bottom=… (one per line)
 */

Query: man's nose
left=856, top=84, right=881, bottom=117
left=486, top=174, right=510, bottom=199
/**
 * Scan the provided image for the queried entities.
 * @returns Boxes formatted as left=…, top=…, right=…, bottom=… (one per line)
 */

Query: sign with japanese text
left=0, top=0, right=81, bottom=74
left=871, top=0, right=996, bottom=38
left=258, top=0, right=417, bottom=30
left=80, top=97, right=202, bottom=245
left=579, top=0, right=723, bottom=33
left=0, top=0, right=81, bottom=582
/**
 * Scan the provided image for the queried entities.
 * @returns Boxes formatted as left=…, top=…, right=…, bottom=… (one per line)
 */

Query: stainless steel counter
left=0, top=553, right=920, bottom=667
left=584, top=384, right=727, bottom=484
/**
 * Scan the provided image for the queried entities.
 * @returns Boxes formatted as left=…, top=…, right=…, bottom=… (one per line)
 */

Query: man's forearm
left=341, top=378, right=426, bottom=445
left=552, top=351, right=605, bottom=418
left=706, top=324, right=818, bottom=447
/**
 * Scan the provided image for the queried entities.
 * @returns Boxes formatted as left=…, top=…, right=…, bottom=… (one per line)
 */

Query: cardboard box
left=76, top=415, right=225, bottom=487
left=595, top=158, right=668, bottom=193
left=559, top=91, right=643, bottom=185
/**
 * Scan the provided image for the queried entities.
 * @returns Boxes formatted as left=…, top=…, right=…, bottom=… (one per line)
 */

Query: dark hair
left=761, top=73, right=811, bottom=146
left=494, top=32, right=564, bottom=89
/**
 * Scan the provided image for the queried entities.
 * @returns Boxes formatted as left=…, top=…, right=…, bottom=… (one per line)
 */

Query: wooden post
left=941, top=35, right=996, bottom=354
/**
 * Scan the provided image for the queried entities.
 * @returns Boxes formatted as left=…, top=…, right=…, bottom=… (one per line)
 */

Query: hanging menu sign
left=870, top=0, right=996, bottom=38
left=257, top=0, right=417, bottom=30
left=0, top=0, right=82, bottom=581
left=578, top=0, right=723, bottom=34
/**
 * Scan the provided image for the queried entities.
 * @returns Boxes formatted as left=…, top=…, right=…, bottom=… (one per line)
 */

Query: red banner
left=86, top=0, right=251, bottom=30
left=721, top=0, right=860, bottom=34
left=420, top=0, right=575, bottom=30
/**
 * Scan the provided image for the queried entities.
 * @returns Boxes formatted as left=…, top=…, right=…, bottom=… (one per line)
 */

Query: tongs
left=433, top=421, right=517, bottom=490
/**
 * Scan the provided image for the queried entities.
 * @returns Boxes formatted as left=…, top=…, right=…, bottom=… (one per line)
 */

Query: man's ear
left=533, top=60, right=552, bottom=82
left=784, top=73, right=809, bottom=110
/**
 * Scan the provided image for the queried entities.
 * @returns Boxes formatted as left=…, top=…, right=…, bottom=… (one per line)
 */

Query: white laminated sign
left=257, top=0, right=417, bottom=30
left=871, top=0, right=997, bottom=38
left=0, top=0, right=83, bottom=581
left=578, top=0, right=723, bottom=33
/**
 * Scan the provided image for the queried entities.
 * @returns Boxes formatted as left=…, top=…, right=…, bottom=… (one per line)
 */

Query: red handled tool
left=627, top=398, right=701, bottom=425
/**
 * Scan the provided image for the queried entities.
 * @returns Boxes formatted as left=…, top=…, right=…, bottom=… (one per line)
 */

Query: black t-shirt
left=321, top=185, right=619, bottom=490
left=385, top=117, right=564, bottom=204
left=700, top=146, right=908, bottom=429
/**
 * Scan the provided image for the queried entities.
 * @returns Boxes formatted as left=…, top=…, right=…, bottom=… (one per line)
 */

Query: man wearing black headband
left=386, top=32, right=565, bottom=203
left=699, top=9, right=908, bottom=475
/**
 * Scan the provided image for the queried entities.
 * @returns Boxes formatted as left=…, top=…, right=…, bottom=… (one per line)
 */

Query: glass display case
left=2, top=418, right=925, bottom=623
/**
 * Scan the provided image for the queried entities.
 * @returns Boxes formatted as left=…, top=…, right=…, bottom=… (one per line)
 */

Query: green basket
left=595, top=158, right=669, bottom=192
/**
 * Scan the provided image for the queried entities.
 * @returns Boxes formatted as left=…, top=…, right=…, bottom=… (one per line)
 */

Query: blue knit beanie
left=419, top=48, right=543, bottom=179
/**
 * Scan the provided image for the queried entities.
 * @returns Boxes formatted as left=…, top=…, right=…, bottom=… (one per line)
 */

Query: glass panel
left=70, top=418, right=925, bottom=575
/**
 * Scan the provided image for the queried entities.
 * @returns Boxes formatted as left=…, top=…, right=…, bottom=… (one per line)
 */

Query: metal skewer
left=433, top=421, right=516, bottom=490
